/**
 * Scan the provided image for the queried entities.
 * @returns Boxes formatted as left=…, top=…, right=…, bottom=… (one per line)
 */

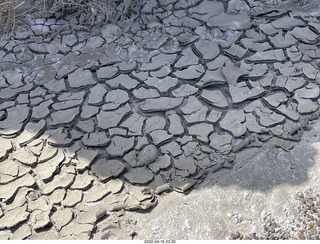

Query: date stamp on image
left=144, top=240, right=176, bottom=244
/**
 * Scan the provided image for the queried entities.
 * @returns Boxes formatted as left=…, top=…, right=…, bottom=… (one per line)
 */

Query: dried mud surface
left=1, top=0, right=320, bottom=240
left=127, top=118, right=320, bottom=240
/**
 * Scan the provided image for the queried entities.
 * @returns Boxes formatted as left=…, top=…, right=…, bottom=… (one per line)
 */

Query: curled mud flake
left=96, top=66, right=118, bottom=80
left=41, top=170, right=75, bottom=195
left=188, top=123, right=214, bottom=143
left=83, top=183, right=112, bottom=203
left=123, top=150, right=138, bottom=168
left=254, top=107, right=286, bottom=127
left=295, top=97, right=318, bottom=114
left=0, top=205, right=29, bottom=230
left=295, top=83, right=320, bottom=99
left=174, top=47, right=199, bottom=69
left=36, top=150, right=65, bottom=182
left=290, top=27, right=318, bottom=43
left=82, top=132, right=110, bottom=147
left=200, top=89, right=228, bottom=109
left=17, top=120, right=46, bottom=146
left=209, top=133, right=233, bottom=154
left=198, top=68, right=227, bottom=87
left=172, top=84, right=198, bottom=98
left=189, top=0, right=223, bottom=20
left=103, top=89, right=130, bottom=110
left=149, top=130, right=173, bottom=145
left=224, top=43, right=249, bottom=59
left=148, top=154, right=172, bottom=173
left=220, top=110, right=247, bottom=138
left=97, top=104, right=131, bottom=130
left=105, top=179, right=124, bottom=194
left=168, top=113, right=185, bottom=135
left=183, top=105, right=208, bottom=124
left=277, top=104, right=299, bottom=121
left=31, top=99, right=54, bottom=120
left=106, top=136, right=135, bottom=157
left=50, top=107, right=80, bottom=127
left=174, top=64, right=205, bottom=80
left=11, top=148, right=37, bottom=167
left=229, top=82, right=265, bottom=105
left=0, top=159, right=30, bottom=184
left=11, top=223, right=32, bottom=240
left=271, top=15, right=305, bottom=30
left=247, top=49, right=286, bottom=62
left=140, top=53, right=177, bottom=72
left=160, top=141, right=182, bottom=157
left=68, top=68, right=95, bottom=88
left=171, top=177, right=197, bottom=193
left=48, top=189, right=66, bottom=205
left=174, top=157, right=197, bottom=177
left=132, top=87, right=160, bottom=99
left=0, top=105, right=30, bottom=136
left=145, top=116, right=167, bottom=134
left=124, top=167, right=154, bottom=185
left=182, top=141, right=201, bottom=157
left=232, top=136, right=255, bottom=153
left=109, top=202, right=128, bottom=212
left=61, top=189, right=83, bottom=207
left=91, top=159, right=125, bottom=181
left=193, top=39, right=220, bottom=60
left=155, top=183, right=172, bottom=194
left=139, top=97, right=183, bottom=112
left=60, top=222, right=93, bottom=239
left=208, top=12, right=251, bottom=30
left=29, top=209, right=52, bottom=230
left=70, top=171, right=93, bottom=190
left=263, top=92, right=288, bottom=108
left=38, top=146, right=58, bottom=163
left=88, top=83, right=107, bottom=105
left=120, top=113, right=145, bottom=136
left=145, top=76, right=178, bottom=93
left=244, top=114, right=267, bottom=133
left=51, top=208, right=73, bottom=230
left=274, top=75, right=306, bottom=92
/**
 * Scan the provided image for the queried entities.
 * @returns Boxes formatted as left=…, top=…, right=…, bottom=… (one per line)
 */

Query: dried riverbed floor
left=1, top=0, right=320, bottom=240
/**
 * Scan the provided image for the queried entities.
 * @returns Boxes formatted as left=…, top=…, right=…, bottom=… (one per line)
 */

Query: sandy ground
left=125, top=118, right=320, bottom=240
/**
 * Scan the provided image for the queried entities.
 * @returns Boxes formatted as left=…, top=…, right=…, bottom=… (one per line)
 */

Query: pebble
left=137, top=145, right=158, bottom=167
left=231, top=189, right=320, bottom=240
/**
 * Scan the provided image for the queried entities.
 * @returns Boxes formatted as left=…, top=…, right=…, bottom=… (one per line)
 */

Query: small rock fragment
left=137, top=145, right=158, bottom=167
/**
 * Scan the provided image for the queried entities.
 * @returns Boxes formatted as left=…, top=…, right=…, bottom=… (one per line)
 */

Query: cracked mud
left=1, top=0, right=320, bottom=240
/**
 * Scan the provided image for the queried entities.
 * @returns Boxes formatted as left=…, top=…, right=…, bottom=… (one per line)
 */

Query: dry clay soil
left=2, top=0, right=320, bottom=240
left=126, top=118, right=320, bottom=240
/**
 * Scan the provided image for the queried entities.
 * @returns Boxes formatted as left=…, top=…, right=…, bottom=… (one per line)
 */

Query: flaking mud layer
left=1, top=0, right=320, bottom=240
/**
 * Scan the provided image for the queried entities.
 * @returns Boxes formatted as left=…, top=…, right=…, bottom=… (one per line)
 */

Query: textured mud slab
left=1, top=0, right=320, bottom=240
